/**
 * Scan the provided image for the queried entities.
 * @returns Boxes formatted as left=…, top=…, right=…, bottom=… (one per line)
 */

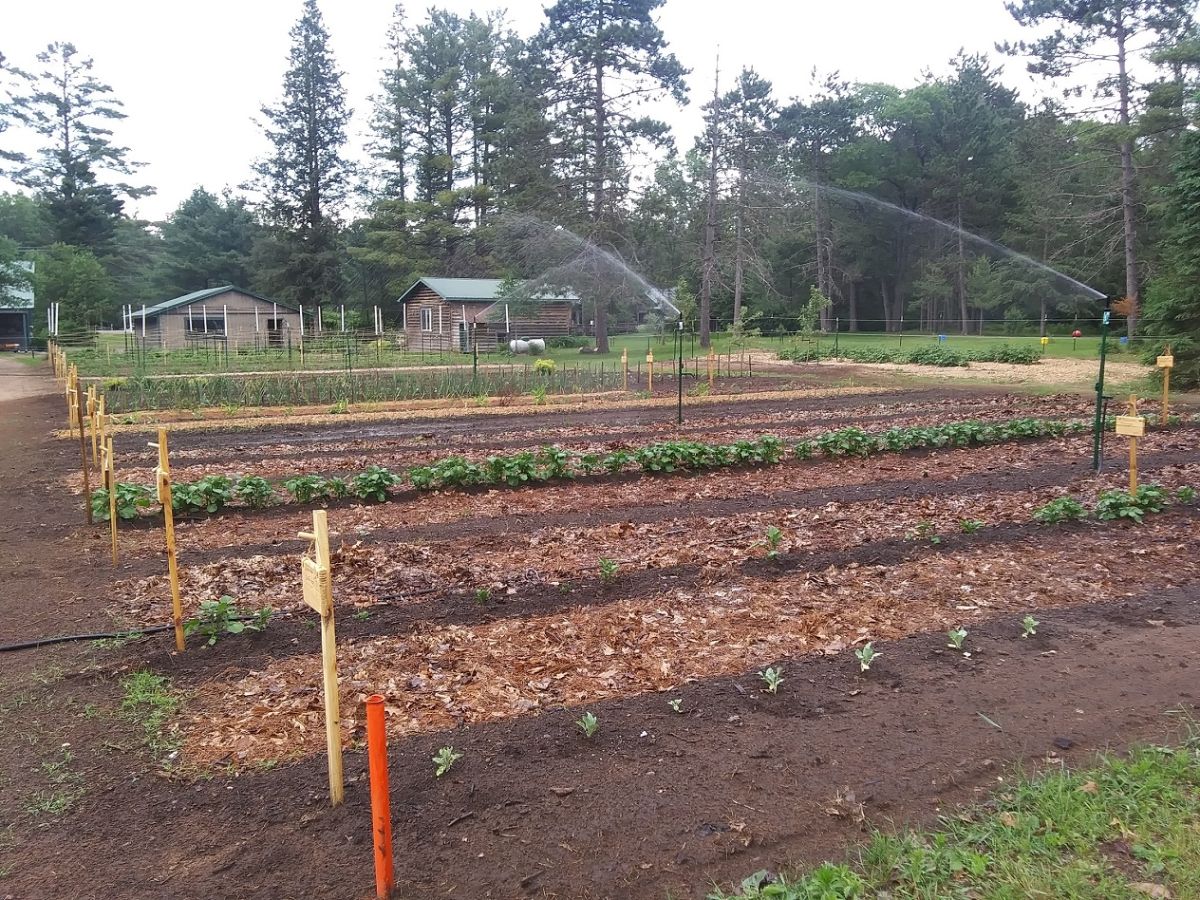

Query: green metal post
left=676, top=316, right=684, bottom=425
left=1091, top=298, right=1112, bottom=471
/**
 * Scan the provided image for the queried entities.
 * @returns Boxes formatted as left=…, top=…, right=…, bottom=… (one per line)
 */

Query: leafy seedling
left=576, top=711, right=600, bottom=738
left=433, top=746, right=462, bottom=777
left=1021, top=615, right=1039, bottom=638
left=960, top=519, right=984, bottom=534
left=758, top=666, right=784, bottom=694
left=1176, top=485, right=1196, bottom=503
left=598, top=557, right=619, bottom=583
left=474, top=587, right=491, bottom=605
left=668, top=698, right=683, bottom=714
left=764, top=525, right=783, bottom=560
left=947, top=627, right=968, bottom=651
left=855, top=642, right=879, bottom=672
left=911, top=520, right=941, bottom=544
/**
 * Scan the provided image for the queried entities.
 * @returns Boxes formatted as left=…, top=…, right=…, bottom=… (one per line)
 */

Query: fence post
left=367, top=694, right=395, bottom=898
left=150, top=428, right=185, bottom=651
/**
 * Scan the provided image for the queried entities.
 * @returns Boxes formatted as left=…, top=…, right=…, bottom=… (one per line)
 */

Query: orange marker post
left=366, top=695, right=395, bottom=898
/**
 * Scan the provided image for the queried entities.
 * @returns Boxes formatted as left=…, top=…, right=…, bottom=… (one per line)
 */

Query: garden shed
left=0, top=260, right=34, bottom=351
left=398, top=277, right=580, bottom=352
left=134, top=286, right=301, bottom=351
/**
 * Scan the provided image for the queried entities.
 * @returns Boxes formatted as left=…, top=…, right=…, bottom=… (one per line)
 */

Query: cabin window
left=420, top=307, right=434, bottom=332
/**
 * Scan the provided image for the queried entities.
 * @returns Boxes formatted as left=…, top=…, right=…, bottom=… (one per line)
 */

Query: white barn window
left=421, top=307, right=434, bottom=332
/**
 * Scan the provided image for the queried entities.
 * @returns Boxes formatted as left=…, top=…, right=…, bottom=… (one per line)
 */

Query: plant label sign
left=1157, top=355, right=1175, bottom=369
left=1114, top=415, right=1146, bottom=438
left=302, top=557, right=331, bottom=615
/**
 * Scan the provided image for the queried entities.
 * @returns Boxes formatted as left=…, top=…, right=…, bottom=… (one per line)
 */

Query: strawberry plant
left=352, top=465, right=400, bottom=502
left=486, top=451, right=540, bottom=486
left=233, top=475, right=275, bottom=509
left=90, top=483, right=152, bottom=522
left=815, top=427, right=876, bottom=458
left=1033, top=497, right=1086, bottom=524
left=537, top=446, right=575, bottom=480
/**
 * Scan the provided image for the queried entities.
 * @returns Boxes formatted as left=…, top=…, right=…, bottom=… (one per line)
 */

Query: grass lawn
left=67, top=328, right=1152, bottom=378
left=711, top=733, right=1200, bottom=899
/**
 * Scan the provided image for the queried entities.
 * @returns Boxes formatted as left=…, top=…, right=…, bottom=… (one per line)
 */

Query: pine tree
left=539, top=0, right=688, bottom=352
left=9, top=42, right=151, bottom=251
left=254, top=0, right=351, bottom=306
left=158, top=188, right=261, bottom=296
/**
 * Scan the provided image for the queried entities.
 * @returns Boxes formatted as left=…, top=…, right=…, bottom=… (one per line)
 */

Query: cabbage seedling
left=668, top=698, right=683, bottom=713
left=947, top=627, right=968, bottom=651
left=855, top=642, right=879, bottom=672
left=764, top=525, right=783, bottom=559
left=1021, top=615, right=1039, bottom=638
left=576, top=711, right=599, bottom=738
left=433, top=746, right=462, bottom=777
left=758, top=666, right=784, bottom=694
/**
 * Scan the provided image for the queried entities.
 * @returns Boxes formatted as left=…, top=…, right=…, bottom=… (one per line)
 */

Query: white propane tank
left=508, top=338, right=547, bottom=355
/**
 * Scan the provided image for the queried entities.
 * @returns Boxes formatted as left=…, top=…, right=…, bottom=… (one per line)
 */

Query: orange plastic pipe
left=367, top=694, right=395, bottom=898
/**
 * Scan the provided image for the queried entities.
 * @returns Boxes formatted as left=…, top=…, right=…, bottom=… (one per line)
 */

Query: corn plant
left=855, top=642, right=879, bottom=672
left=599, top=557, right=619, bottom=582
left=433, top=746, right=462, bottom=777
left=946, top=627, right=968, bottom=651
left=758, top=666, right=784, bottom=694
left=575, top=711, right=599, bottom=738
left=1021, top=615, right=1039, bottom=638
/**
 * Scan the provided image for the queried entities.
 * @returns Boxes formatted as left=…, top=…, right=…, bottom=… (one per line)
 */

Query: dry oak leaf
left=1128, top=884, right=1172, bottom=899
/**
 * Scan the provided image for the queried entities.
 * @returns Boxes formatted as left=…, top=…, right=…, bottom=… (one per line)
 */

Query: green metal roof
left=0, top=261, right=34, bottom=310
left=398, top=277, right=579, bottom=304
left=138, top=285, right=295, bottom=318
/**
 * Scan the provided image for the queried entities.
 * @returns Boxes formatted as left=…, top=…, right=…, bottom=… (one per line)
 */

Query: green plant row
left=89, top=415, right=1091, bottom=523
left=1035, top=483, right=1189, bottom=525
left=779, top=342, right=1042, bottom=367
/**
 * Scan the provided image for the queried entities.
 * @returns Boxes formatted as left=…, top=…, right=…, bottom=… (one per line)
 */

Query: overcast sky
left=4, top=0, right=1060, bottom=221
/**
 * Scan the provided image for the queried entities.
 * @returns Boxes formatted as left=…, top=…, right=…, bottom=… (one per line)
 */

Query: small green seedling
left=353, top=609, right=371, bottom=621
left=947, top=627, right=968, bottom=651
left=576, top=711, right=600, bottom=738
left=474, top=587, right=491, bottom=604
left=764, top=525, right=783, bottom=560
left=668, top=698, right=683, bottom=714
left=855, top=642, right=879, bottom=672
left=758, top=666, right=784, bottom=694
left=1175, top=485, right=1196, bottom=503
left=912, top=521, right=941, bottom=544
left=433, top=746, right=462, bottom=777
left=598, top=557, right=619, bottom=583
left=959, top=519, right=984, bottom=534
left=1021, top=615, right=1039, bottom=638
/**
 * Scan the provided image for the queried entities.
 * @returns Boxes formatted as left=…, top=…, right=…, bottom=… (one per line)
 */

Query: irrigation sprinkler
left=1091, top=297, right=1112, bottom=471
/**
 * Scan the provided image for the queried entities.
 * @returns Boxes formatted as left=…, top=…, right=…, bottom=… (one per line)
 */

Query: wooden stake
left=707, top=348, right=715, bottom=388
left=1159, top=344, right=1174, bottom=426
left=150, top=428, right=185, bottom=651
left=621, top=347, right=629, bottom=392
left=102, top=436, right=118, bottom=567
left=87, top=386, right=99, bottom=472
left=646, top=349, right=654, bottom=393
left=72, top=388, right=93, bottom=525
left=300, top=510, right=344, bottom=806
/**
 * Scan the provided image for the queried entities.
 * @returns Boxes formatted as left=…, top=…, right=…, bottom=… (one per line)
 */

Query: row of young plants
left=779, top=342, right=1043, bottom=367
left=90, top=416, right=1090, bottom=523
left=1034, top=482, right=1192, bottom=525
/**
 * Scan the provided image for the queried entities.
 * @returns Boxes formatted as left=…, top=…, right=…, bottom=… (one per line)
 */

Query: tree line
left=2, top=0, right=1199, bottom=357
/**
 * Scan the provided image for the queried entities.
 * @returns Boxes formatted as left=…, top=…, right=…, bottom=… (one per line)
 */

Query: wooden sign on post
left=299, top=509, right=344, bottom=807
left=150, top=428, right=185, bottom=651
left=646, top=349, right=654, bottom=393
left=101, top=436, right=118, bottom=567
left=1158, top=346, right=1174, bottom=425
left=1114, top=395, right=1145, bottom=493
left=621, top=348, right=629, bottom=392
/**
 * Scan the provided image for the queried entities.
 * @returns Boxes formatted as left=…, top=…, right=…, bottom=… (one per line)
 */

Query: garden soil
left=1, top=370, right=1197, bottom=899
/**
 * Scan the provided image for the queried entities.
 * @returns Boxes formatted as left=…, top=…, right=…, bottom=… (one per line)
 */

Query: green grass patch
left=24, top=747, right=85, bottom=818
left=120, top=672, right=181, bottom=760
left=712, top=736, right=1200, bottom=899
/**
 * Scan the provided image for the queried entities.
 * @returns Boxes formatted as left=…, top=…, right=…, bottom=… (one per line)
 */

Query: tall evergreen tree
left=539, top=0, right=688, bottom=351
left=1003, top=0, right=1198, bottom=336
left=158, top=188, right=261, bottom=296
left=9, top=42, right=150, bottom=252
left=254, top=0, right=351, bottom=306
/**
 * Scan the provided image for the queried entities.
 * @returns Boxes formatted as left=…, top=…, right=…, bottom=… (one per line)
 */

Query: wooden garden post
left=621, top=347, right=629, bottom=392
left=707, top=348, right=715, bottom=388
left=300, top=509, right=343, bottom=806
left=646, top=349, right=654, bottom=393
left=150, top=428, right=186, bottom=651
left=71, top=386, right=92, bottom=525
left=102, top=436, right=118, bottom=566
left=1114, top=395, right=1145, bottom=494
left=1158, top=346, right=1174, bottom=425
left=87, top=385, right=99, bottom=472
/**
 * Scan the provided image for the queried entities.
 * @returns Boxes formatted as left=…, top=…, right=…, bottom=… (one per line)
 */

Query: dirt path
left=0, top=355, right=54, bottom=402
